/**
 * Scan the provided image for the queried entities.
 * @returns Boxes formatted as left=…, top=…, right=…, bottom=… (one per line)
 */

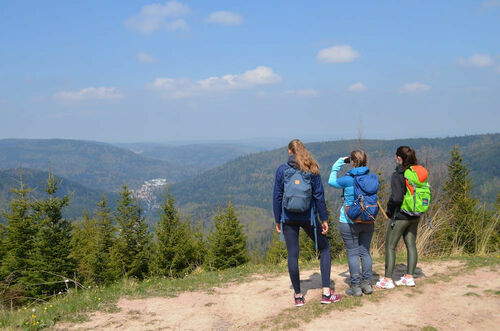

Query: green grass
left=464, top=292, right=480, bottom=297
left=1, top=255, right=498, bottom=330
left=422, top=326, right=438, bottom=331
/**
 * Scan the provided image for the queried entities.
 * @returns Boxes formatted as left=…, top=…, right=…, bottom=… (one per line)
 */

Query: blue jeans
left=283, top=219, right=331, bottom=294
left=339, top=222, right=374, bottom=286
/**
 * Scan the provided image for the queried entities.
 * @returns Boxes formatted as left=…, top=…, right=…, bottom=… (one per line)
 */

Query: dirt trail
left=57, top=260, right=500, bottom=330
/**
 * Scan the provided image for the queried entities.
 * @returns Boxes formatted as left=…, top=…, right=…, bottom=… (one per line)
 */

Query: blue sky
left=1, top=0, right=499, bottom=143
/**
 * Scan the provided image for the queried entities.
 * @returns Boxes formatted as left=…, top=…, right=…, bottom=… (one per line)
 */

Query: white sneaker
left=375, top=278, right=395, bottom=289
left=395, top=275, right=415, bottom=287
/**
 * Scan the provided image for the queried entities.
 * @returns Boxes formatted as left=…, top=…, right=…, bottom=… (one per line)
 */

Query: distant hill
left=0, top=139, right=197, bottom=191
left=116, top=143, right=265, bottom=174
left=0, top=168, right=119, bottom=219
left=171, top=134, right=500, bottom=210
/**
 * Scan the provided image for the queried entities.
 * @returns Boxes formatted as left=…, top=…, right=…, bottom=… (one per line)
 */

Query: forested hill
left=116, top=142, right=264, bottom=173
left=170, top=134, right=500, bottom=208
left=0, top=139, right=197, bottom=191
left=0, top=168, right=119, bottom=218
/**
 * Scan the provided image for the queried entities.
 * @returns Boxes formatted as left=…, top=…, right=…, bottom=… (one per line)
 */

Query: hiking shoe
left=345, top=285, right=362, bottom=297
left=360, top=282, right=373, bottom=295
left=294, top=296, right=305, bottom=307
left=321, top=290, right=342, bottom=304
left=375, top=278, right=395, bottom=289
left=395, top=275, right=415, bottom=287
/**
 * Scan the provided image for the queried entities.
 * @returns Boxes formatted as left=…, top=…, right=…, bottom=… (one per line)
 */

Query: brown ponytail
left=350, top=150, right=367, bottom=168
left=288, top=139, right=320, bottom=174
left=396, top=146, right=418, bottom=170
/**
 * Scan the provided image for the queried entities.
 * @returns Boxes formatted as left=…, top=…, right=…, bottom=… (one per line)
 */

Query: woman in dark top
left=376, top=146, right=421, bottom=289
left=273, top=139, right=342, bottom=306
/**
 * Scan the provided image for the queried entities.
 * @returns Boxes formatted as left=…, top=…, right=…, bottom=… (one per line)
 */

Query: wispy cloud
left=125, top=1, right=189, bottom=34
left=399, top=82, right=431, bottom=93
left=137, top=52, right=156, bottom=63
left=348, top=82, right=366, bottom=92
left=54, top=87, right=123, bottom=101
left=206, top=11, right=243, bottom=25
left=150, top=66, right=282, bottom=98
left=481, top=0, right=500, bottom=9
left=457, top=53, right=494, bottom=67
left=283, top=89, right=320, bottom=97
left=317, top=45, right=360, bottom=63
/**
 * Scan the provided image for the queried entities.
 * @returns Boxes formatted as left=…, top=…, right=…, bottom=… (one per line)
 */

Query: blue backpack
left=345, top=172, right=380, bottom=223
left=281, top=167, right=318, bottom=249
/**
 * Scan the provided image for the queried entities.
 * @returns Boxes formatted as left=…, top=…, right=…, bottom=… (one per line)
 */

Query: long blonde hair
left=288, top=139, right=320, bottom=174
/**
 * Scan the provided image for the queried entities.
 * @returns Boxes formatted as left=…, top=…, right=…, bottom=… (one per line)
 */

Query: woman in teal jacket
left=328, top=150, right=374, bottom=296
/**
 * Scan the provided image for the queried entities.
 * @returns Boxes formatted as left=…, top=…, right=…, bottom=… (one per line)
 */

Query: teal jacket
left=328, top=157, right=369, bottom=223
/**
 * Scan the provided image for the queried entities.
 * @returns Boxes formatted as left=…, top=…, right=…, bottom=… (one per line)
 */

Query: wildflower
left=32, top=308, right=36, bottom=312
left=98, top=298, right=101, bottom=301
left=49, top=304, right=53, bottom=308
left=65, top=279, right=70, bottom=283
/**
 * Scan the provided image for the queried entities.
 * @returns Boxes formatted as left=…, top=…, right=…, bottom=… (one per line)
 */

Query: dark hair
left=350, top=150, right=367, bottom=167
left=288, top=139, right=320, bottom=174
left=396, top=146, right=418, bottom=170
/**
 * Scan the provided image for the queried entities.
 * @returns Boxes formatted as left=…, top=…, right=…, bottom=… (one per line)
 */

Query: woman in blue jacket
left=328, top=150, right=374, bottom=296
left=273, top=139, right=342, bottom=307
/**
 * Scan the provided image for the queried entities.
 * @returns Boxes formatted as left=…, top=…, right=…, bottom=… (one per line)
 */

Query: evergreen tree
left=28, top=172, right=74, bottom=296
left=0, top=172, right=38, bottom=299
left=265, top=230, right=287, bottom=264
left=94, top=196, right=116, bottom=283
left=109, top=185, right=150, bottom=279
left=152, top=189, right=198, bottom=277
left=207, top=201, right=248, bottom=270
left=440, top=146, right=478, bottom=253
left=70, top=211, right=100, bottom=284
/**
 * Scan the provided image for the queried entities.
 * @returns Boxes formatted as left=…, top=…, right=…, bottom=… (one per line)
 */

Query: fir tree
left=94, top=196, right=116, bottom=283
left=440, top=146, right=478, bottom=253
left=265, top=230, right=287, bottom=264
left=207, top=201, right=248, bottom=270
left=0, top=171, right=38, bottom=299
left=109, top=185, right=150, bottom=279
left=70, top=211, right=100, bottom=284
left=152, top=189, right=198, bottom=277
left=30, top=171, right=74, bottom=296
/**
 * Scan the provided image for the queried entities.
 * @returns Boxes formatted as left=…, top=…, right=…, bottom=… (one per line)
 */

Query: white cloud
left=348, top=82, right=367, bottom=92
left=125, top=1, right=190, bottom=34
left=317, top=45, right=360, bottom=63
left=54, top=87, right=123, bottom=101
left=482, top=0, right=500, bottom=9
left=137, top=52, right=156, bottom=63
left=206, top=11, right=243, bottom=25
left=457, top=53, right=494, bottom=67
left=282, top=89, right=320, bottom=97
left=167, top=18, right=189, bottom=31
left=150, top=66, right=282, bottom=98
left=399, top=82, right=431, bottom=93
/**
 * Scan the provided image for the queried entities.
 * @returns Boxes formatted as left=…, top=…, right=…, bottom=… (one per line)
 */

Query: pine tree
left=265, top=230, right=287, bottom=264
left=70, top=211, right=100, bottom=284
left=109, top=185, right=150, bottom=279
left=440, top=146, right=478, bottom=253
left=0, top=171, right=38, bottom=300
left=30, top=171, right=74, bottom=296
left=94, top=196, right=116, bottom=283
left=152, top=189, right=198, bottom=277
left=207, top=201, right=248, bottom=270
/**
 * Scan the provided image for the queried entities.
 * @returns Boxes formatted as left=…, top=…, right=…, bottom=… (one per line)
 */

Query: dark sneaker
left=295, top=296, right=305, bottom=307
left=321, top=290, right=342, bottom=304
left=360, top=282, right=373, bottom=295
left=345, top=285, right=362, bottom=297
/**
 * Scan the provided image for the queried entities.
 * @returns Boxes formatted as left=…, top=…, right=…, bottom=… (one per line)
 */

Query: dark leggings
left=384, top=219, right=419, bottom=278
left=283, top=220, right=331, bottom=294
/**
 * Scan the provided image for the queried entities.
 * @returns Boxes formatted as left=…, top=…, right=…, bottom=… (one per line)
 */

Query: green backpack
left=400, top=165, right=431, bottom=216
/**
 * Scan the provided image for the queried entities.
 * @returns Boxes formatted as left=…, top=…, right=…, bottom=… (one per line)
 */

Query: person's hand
left=321, top=221, right=328, bottom=235
left=276, top=223, right=281, bottom=233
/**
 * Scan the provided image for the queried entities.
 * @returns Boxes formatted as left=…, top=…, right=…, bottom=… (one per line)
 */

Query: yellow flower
left=98, top=298, right=101, bottom=301
left=49, top=304, right=53, bottom=308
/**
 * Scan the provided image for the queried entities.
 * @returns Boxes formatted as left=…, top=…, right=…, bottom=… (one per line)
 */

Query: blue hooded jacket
left=328, top=157, right=370, bottom=223
left=273, top=155, right=328, bottom=224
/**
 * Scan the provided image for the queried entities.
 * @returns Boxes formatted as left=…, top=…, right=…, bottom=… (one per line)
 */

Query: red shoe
left=321, top=290, right=342, bottom=304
